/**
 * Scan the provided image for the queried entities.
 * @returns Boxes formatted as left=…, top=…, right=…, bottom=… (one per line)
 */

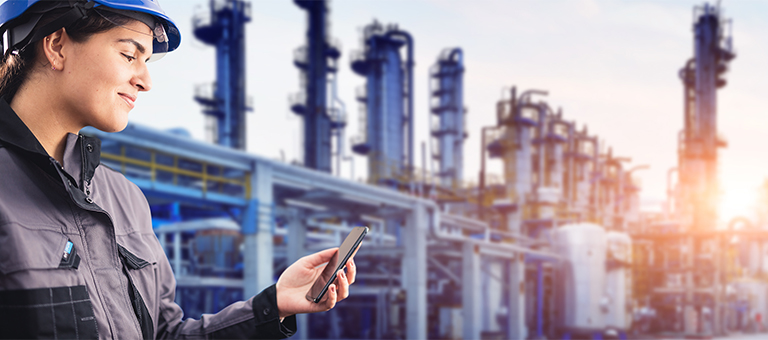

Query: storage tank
left=554, top=223, right=607, bottom=335
left=604, top=231, right=632, bottom=332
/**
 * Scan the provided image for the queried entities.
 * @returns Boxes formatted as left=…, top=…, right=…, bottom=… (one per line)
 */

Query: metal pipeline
left=426, top=204, right=561, bottom=261
left=519, top=89, right=548, bottom=105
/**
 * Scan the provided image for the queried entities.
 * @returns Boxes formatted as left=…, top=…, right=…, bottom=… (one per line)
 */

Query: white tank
left=604, top=231, right=632, bottom=331
left=554, top=223, right=607, bottom=332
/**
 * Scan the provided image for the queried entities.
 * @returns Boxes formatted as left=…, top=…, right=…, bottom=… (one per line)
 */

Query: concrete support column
left=287, top=208, right=308, bottom=340
left=173, top=231, right=182, bottom=275
left=244, top=162, right=274, bottom=297
left=403, top=203, right=428, bottom=339
left=486, top=261, right=505, bottom=332
left=463, top=242, right=482, bottom=340
left=508, top=254, right=527, bottom=340
left=286, top=208, right=306, bottom=262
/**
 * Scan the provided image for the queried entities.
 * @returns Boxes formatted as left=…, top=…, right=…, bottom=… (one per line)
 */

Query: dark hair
left=0, top=5, right=133, bottom=101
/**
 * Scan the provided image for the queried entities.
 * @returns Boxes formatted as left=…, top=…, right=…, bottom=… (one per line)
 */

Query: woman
left=0, top=0, right=355, bottom=338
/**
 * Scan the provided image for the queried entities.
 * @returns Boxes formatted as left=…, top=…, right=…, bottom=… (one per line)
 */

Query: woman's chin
left=92, top=119, right=129, bottom=133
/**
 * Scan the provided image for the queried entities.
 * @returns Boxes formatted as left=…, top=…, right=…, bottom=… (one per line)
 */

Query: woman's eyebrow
left=117, top=38, right=146, bottom=54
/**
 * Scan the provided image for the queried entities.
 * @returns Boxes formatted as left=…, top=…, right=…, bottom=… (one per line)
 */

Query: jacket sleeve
left=151, top=238, right=297, bottom=339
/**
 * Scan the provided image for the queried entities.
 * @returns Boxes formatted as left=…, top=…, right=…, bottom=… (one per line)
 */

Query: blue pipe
left=537, top=261, right=544, bottom=338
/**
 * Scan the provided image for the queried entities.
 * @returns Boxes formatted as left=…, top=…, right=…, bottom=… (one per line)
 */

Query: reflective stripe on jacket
left=0, top=98, right=296, bottom=339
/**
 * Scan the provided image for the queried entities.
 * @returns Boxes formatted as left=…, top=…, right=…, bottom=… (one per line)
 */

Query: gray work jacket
left=0, top=98, right=296, bottom=339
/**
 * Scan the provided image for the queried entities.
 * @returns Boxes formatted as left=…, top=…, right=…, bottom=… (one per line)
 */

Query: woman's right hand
left=274, top=248, right=357, bottom=318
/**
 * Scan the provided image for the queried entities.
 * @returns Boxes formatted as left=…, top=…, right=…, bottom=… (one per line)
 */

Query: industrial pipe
left=427, top=205, right=560, bottom=261
left=519, top=89, right=548, bottom=105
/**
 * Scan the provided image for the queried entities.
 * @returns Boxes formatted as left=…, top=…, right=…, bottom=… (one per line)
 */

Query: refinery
left=78, top=0, right=768, bottom=339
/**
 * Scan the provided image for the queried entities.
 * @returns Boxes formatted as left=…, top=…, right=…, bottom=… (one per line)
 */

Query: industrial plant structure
left=629, top=3, right=768, bottom=337
left=77, top=0, right=767, bottom=339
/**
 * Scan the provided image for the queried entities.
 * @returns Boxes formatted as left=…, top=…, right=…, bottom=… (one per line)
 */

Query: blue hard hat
left=0, top=0, right=180, bottom=59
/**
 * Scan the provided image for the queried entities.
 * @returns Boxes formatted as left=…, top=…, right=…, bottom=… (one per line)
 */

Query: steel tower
left=193, top=0, right=252, bottom=150
left=351, top=21, right=414, bottom=187
left=430, top=48, right=466, bottom=190
left=674, top=3, right=734, bottom=336
left=291, top=0, right=344, bottom=173
left=677, top=3, right=734, bottom=231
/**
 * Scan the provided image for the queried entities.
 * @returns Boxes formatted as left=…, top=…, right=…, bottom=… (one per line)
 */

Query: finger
left=346, top=259, right=357, bottom=284
left=301, top=248, right=339, bottom=268
left=323, top=284, right=338, bottom=311
left=336, top=270, right=350, bottom=301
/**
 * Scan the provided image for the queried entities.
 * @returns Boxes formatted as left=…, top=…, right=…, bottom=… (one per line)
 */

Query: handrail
left=101, top=150, right=251, bottom=199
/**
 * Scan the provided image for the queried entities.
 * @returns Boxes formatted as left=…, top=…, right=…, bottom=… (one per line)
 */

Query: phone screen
left=306, top=226, right=368, bottom=303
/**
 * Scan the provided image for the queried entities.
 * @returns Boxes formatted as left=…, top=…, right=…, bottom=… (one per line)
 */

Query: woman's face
left=58, top=19, right=154, bottom=133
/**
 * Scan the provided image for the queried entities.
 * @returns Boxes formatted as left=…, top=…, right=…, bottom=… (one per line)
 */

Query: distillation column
left=430, top=48, right=466, bottom=190
left=193, top=0, right=252, bottom=149
left=566, top=129, right=598, bottom=221
left=678, top=3, right=734, bottom=232
left=676, top=3, right=735, bottom=335
left=543, top=112, right=570, bottom=198
left=533, top=106, right=569, bottom=221
left=291, top=0, right=344, bottom=172
left=351, top=21, right=414, bottom=187
left=486, top=87, right=545, bottom=339
left=486, top=88, right=538, bottom=233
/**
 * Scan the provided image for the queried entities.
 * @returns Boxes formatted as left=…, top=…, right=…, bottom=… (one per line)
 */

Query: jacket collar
left=0, top=97, right=101, bottom=187
left=0, top=97, right=49, bottom=156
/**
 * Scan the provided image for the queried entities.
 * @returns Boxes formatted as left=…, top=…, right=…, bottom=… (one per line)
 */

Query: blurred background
left=82, top=0, right=768, bottom=338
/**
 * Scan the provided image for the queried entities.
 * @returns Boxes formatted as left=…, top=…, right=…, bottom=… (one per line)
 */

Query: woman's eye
left=121, top=53, right=136, bottom=62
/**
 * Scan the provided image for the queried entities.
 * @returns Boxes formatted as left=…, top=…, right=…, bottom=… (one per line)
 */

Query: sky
left=128, top=0, right=768, bottom=226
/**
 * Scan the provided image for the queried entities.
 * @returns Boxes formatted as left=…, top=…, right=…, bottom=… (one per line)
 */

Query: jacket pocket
left=0, top=224, right=98, bottom=339
left=0, top=223, right=68, bottom=275
left=0, top=223, right=85, bottom=289
left=0, top=286, right=99, bottom=339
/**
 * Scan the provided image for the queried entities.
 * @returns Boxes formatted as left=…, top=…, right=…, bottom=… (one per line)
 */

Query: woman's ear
left=41, top=28, right=68, bottom=71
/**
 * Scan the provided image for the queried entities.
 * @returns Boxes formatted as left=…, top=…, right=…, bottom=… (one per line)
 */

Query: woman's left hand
left=275, top=247, right=357, bottom=318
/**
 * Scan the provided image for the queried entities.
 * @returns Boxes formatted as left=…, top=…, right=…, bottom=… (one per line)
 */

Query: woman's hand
left=275, top=248, right=357, bottom=318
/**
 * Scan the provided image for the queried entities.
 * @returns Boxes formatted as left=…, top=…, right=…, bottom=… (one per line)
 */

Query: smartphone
left=306, top=226, right=368, bottom=303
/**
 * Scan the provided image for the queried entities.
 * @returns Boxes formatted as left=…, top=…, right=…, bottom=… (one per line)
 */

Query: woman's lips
left=119, top=93, right=136, bottom=109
